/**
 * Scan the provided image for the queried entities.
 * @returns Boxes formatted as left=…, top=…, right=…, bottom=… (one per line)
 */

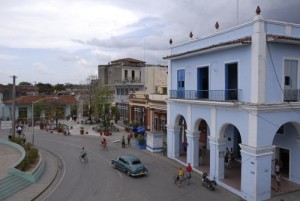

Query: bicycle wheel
left=84, top=156, right=88, bottom=163
left=173, top=175, right=178, bottom=184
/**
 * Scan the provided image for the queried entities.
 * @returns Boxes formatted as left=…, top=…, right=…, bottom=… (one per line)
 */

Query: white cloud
left=0, top=0, right=299, bottom=85
left=0, top=0, right=138, bottom=50
left=33, top=62, right=54, bottom=75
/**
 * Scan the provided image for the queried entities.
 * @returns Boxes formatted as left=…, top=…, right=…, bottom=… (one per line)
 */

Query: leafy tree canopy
left=36, top=83, right=54, bottom=95
left=91, top=86, right=115, bottom=129
left=18, top=82, right=32, bottom=86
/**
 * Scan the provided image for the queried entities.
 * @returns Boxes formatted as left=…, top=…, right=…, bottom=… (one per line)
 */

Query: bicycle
left=79, top=154, right=88, bottom=163
left=173, top=174, right=190, bottom=187
left=101, top=143, right=108, bottom=151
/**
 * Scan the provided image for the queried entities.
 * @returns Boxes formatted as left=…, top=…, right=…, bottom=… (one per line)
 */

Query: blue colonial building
left=164, top=7, right=300, bottom=201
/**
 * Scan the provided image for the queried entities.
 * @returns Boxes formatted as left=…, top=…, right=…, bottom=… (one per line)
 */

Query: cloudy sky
left=1, top=0, right=299, bottom=85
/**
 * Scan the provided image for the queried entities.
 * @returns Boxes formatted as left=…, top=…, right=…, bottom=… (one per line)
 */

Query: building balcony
left=169, top=89, right=242, bottom=102
left=122, top=78, right=141, bottom=83
left=284, top=89, right=300, bottom=102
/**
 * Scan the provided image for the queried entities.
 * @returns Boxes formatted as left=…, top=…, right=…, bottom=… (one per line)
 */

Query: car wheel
left=112, top=163, right=116, bottom=169
left=126, top=170, right=131, bottom=176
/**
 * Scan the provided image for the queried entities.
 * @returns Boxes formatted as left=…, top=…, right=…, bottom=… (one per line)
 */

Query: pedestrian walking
left=127, top=134, right=131, bottom=147
left=122, top=135, right=126, bottom=148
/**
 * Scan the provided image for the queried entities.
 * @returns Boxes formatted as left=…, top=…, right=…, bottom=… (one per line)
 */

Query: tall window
left=132, top=70, right=135, bottom=80
left=284, top=59, right=298, bottom=101
left=177, top=69, right=185, bottom=98
left=125, top=70, right=128, bottom=80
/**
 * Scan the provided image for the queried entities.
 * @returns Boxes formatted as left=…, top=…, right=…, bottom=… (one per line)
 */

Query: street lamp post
left=32, top=96, right=58, bottom=147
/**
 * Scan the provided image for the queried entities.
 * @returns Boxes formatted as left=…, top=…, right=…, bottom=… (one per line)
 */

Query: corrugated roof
left=4, top=95, right=77, bottom=105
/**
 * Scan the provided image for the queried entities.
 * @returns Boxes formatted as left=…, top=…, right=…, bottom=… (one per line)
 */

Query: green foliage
left=10, top=136, right=39, bottom=171
left=36, top=83, right=54, bottom=94
left=111, top=106, right=120, bottom=122
left=91, top=86, right=114, bottom=130
left=10, top=136, right=23, bottom=145
left=53, top=83, right=65, bottom=92
left=18, top=82, right=32, bottom=86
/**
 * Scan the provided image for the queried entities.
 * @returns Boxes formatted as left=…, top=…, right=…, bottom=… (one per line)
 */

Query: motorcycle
left=202, top=172, right=217, bottom=191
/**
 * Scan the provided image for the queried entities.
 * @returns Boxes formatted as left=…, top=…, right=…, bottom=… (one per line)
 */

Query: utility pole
left=11, top=75, right=17, bottom=137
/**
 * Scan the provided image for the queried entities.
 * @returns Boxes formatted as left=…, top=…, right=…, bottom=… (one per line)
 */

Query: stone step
left=0, top=174, right=32, bottom=200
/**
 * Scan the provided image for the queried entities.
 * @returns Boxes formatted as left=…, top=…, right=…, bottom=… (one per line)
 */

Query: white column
left=208, top=136, right=227, bottom=180
left=166, top=124, right=181, bottom=158
left=240, top=144, right=275, bottom=201
left=186, top=130, right=200, bottom=167
left=251, top=15, right=266, bottom=104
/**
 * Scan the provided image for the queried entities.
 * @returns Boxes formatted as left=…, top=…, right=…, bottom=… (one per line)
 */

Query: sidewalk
left=5, top=149, right=58, bottom=201
left=0, top=144, right=21, bottom=179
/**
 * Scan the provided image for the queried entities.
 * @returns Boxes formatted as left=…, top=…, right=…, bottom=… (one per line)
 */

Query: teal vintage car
left=111, top=154, right=148, bottom=176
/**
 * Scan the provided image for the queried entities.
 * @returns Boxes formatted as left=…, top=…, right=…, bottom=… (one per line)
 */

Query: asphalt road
left=27, top=127, right=242, bottom=201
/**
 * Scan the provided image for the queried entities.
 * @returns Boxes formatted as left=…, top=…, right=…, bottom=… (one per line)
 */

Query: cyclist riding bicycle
left=80, top=147, right=87, bottom=160
left=177, top=167, right=184, bottom=182
left=101, top=138, right=107, bottom=149
left=186, top=163, right=192, bottom=179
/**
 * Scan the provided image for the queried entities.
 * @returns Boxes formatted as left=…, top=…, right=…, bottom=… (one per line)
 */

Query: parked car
left=111, top=154, right=148, bottom=176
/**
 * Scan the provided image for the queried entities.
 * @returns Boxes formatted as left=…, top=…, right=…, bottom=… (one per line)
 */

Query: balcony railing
left=169, top=89, right=242, bottom=102
left=284, top=89, right=300, bottom=102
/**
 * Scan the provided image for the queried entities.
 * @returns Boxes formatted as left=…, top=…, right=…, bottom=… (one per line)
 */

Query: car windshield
left=131, top=160, right=141, bottom=165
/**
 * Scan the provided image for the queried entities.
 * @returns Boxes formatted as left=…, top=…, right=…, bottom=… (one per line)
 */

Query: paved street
left=1, top=120, right=300, bottom=201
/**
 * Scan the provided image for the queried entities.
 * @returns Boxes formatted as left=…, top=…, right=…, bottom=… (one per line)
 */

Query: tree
left=79, top=75, right=98, bottom=118
left=34, top=98, right=64, bottom=127
left=36, top=83, right=54, bottom=94
left=18, top=82, right=32, bottom=86
left=111, top=105, right=120, bottom=123
left=91, top=86, right=114, bottom=131
left=53, top=84, right=65, bottom=93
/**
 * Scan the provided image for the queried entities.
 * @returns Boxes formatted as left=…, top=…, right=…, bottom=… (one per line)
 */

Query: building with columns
left=164, top=8, right=300, bottom=201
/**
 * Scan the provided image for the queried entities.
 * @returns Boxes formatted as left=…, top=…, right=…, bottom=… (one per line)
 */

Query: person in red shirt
left=186, top=163, right=192, bottom=178
left=101, top=138, right=107, bottom=150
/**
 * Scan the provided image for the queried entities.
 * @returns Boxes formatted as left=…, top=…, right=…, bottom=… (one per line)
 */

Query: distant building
left=0, top=84, right=38, bottom=120
left=129, top=65, right=168, bottom=130
left=98, top=58, right=146, bottom=122
left=164, top=9, right=300, bottom=201
left=3, top=95, right=78, bottom=123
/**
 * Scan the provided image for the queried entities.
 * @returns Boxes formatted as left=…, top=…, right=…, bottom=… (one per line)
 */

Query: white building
left=164, top=8, right=300, bottom=201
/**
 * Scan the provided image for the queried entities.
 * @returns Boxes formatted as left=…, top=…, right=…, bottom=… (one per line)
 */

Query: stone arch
left=219, top=123, right=243, bottom=190
left=272, top=121, right=300, bottom=183
left=173, top=114, right=188, bottom=160
left=194, top=118, right=211, bottom=173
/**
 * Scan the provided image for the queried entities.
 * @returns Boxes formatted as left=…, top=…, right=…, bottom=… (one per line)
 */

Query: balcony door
left=177, top=69, right=185, bottom=98
left=284, top=60, right=298, bottom=101
left=225, top=63, right=238, bottom=100
left=197, top=67, right=209, bottom=99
